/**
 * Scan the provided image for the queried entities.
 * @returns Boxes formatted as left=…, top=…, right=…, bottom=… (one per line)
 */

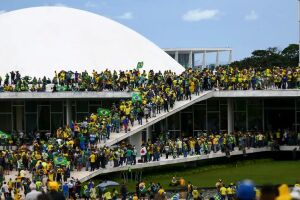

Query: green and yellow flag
left=137, top=61, right=144, bottom=69
left=97, top=108, right=111, bottom=117
left=132, top=92, right=142, bottom=103
left=54, top=156, right=68, bottom=166
left=0, top=130, right=11, bottom=139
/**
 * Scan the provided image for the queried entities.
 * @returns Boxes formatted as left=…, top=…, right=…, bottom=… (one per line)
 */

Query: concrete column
left=202, top=51, right=206, bottom=69
left=175, top=51, right=179, bottom=62
left=227, top=98, right=234, bottom=134
left=130, top=132, right=142, bottom=156
left=216, top=50, right=219, bottom=67
left=66, top=99, right=72, bottom=125
left=146, top=126, right=152, bottom=141
left=188, top=51, right=193, bottom=68
left=228, top=50, right=232, bottom=64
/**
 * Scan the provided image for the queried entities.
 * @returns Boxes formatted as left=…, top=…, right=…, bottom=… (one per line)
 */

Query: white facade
left=0, top=7, right=185, bottom=78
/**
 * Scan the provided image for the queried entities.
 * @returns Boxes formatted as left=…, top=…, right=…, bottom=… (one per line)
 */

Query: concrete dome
left=0, top=7, right=184, bottom=78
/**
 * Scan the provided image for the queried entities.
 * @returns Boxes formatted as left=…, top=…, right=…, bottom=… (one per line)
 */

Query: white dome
left=0, top=7, right=184, bottom=78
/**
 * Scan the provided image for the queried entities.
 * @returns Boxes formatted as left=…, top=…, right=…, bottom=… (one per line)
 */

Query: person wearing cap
left=236, top=180, right=256, bottom=200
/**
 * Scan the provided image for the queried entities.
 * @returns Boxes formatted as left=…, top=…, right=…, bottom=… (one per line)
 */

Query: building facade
left=0, top=91, right=299, bottom=140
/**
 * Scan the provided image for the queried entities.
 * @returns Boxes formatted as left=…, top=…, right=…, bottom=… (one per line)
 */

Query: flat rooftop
left=0, top=90, right=300, bottom=100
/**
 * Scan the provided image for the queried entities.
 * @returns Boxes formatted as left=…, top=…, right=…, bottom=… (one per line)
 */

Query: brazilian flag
left=0, top=131, right=11, bottom=139
left=97, top=108, right=111, bottom=117
left=132, top=92, right=142, bottom=103
left=54, top=156, right=68, bottom=166
left=137, top=61, right=144, bottom=69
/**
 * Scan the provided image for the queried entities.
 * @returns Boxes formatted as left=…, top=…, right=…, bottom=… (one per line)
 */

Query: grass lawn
left=108, top=159, right=300, bottom=192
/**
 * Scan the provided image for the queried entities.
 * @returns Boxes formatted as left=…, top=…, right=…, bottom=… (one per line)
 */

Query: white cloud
left=118, top=12, right=133, bottom=20
left=0, top=10, right=6, bottom=15
left=182, top=9, right=219, bottom=22
left=245, top=10, right=258, bottom=21
left=85, top=1, right=97, bottom=8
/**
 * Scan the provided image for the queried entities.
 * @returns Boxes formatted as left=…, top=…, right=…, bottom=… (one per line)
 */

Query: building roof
left=0, top=7, right=185, bottom=78
left=163, top=47, right=232, bottom=53
left=1, top=90, right=299, bottom=100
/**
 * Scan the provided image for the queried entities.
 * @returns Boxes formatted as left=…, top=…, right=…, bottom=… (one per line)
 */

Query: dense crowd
left=2, top=66, right=300, bottom=92
left=0, top=67, right=300, bottom=199
left=0, top=128, right=298, bottom=199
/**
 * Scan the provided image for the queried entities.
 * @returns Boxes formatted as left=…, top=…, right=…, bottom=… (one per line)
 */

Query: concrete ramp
left=74, top=146, right=299, bottom=182
left=104, top=91, right=214, bottom=146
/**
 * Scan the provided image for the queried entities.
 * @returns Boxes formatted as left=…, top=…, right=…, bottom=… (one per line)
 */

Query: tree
left=230, top=44, right=299, bottom=69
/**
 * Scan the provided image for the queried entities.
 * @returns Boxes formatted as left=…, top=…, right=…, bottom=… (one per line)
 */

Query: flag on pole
left=137, top=61, right=144, bottom=69
left=97, top=108, right=111, bottom=117
left=132, top=92, right=142, bottom=103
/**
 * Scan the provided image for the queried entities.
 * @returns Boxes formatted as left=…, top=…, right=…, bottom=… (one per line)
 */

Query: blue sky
left=0, top=0, right=297, bottom=63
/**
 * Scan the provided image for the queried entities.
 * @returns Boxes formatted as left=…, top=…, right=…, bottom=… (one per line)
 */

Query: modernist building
left=164, top=48, right=233, bottom=69
left=0, top=7, right=296, bottom=147
left=0, top=91, right=300, bottom=143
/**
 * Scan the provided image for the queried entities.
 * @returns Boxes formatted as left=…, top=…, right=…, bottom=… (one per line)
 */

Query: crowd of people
left=2, top=66, right=300, bottom=92
left=0, top=67, right=300, bottom=199
left=0, top=128, right=298, bottom=199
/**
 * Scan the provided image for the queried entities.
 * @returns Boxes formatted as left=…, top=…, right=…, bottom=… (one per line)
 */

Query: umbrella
left=97, top=181, right=119, bottom=188
left=0, top=131, right=11, bottom=139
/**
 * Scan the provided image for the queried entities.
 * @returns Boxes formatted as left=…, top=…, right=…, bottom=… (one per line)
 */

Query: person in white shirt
left=140, top=146, right=147, bottom=163
left=1, top=182, right=9, bottom=199
left=25, top=185, right=42, bottom=200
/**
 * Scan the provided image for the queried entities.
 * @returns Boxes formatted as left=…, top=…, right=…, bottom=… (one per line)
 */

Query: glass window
left=182, top=105, right=193, bottom=112
left=76, top=101, right=89, bottom=112
left=234, top=100, right=246, bottom=111
left=220, top=105, right=228, bottom=130
left=169, top=131, right=180, bottom=139
left=51, top=113, right=63, bottom=132
left=0, top=101, right=11, bottom=113
left=264, top=99, right=294, bottom=109
left=77, top=113, right=89, bottom=122
left=13, top=106, right=24, bottom=132
left=0, top=114, right=11, bottom=133
left=167, top=112, right=180, bottom=130
left=248, top=99, right=262, bottom=105
left=25, top=101, right=37, bottom=112
left=219, top=99, right=227, bottom=105
left=51, top=101, right=63, bottom=112
left=196, top=100, right=206, bottom=105
left=207, top=112, right=219, bottom=131
left=264, top=109, right=295, bottom=131
left=297, top=112, right=300, bottom=124
left=248, top=105, right=262, bottom=130
left=38, top=106, right=50, bottom=131
left=89, top=106, right=99, bottom=114
left=12, top=101, right=24, bottom=106
left=207, top=100, right=219, bottom=112
left=181, top=113, right=193, bottom=136
left=89, top=100, right=102, bottom=105
left=193, top=105, right=206, bottom=130
left=234, top=112, right=246, bottom=131
left=26, top=113, right=37, bottom=134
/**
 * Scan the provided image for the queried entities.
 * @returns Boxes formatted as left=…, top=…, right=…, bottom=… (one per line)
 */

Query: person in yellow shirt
left=103, top=190, right=112, bottom=200
left=133, top=193, right=139, bottom=200
left=89, top=153, right=96, bottom=171
left=192, top=187, right=199, bottom=200
left=220, top=185, right=227, bottom=199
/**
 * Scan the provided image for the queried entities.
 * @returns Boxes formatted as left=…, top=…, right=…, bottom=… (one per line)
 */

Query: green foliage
left=231, top=44, right=299, bottom=69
